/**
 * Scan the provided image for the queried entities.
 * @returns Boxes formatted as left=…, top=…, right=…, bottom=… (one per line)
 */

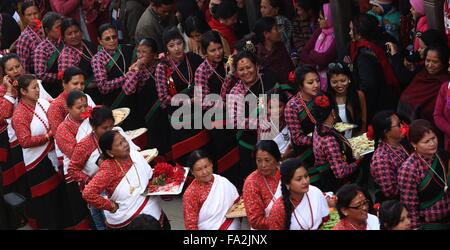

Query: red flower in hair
left=288, top=71, right=295, bottom=83
left=366, top=125, right=375, bottom=141
left=400, top=122, right=409, bottom=138
left=80, top=106, right=93, bottom=120
left=315, top=95, right=330, bottom=108
left=57, top=71, right=64, bottom=80
left=373, top=203, right=380, bottom=212
left=33, top=18, right=42, bottom=32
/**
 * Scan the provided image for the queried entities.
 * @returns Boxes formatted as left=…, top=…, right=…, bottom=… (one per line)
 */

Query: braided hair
left=311, top=92, right=355, bottom=163
left=280, top=158, right=306, bottom=229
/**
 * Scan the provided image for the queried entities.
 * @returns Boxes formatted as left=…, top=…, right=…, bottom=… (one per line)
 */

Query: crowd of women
left=0, top=0, right=448, bottom=230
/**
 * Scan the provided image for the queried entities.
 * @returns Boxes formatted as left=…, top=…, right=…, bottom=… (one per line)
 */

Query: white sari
left=104, top=150, right=161, bottom=228
left=289, top=185, right=330, bottom=230
left=21, top=99, right=58, bottom=171
left=198, top=174, right=240, bottom=230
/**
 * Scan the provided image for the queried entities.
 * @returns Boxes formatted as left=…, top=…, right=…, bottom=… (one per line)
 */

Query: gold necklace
left=114, top=159, right=142, bottom=195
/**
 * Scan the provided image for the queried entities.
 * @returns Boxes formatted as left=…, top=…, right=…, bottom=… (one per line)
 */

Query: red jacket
left=208, top=17, right=236, bottom=50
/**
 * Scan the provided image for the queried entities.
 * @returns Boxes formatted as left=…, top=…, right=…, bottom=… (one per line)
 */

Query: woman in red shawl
left=398, top=47, right=450, bottom=123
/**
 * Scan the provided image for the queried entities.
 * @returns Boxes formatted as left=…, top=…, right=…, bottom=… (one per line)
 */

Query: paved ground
left=18, top=195, right=250, bottom=230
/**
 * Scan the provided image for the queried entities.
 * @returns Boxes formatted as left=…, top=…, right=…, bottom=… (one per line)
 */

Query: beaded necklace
left=21, top=100, right=50, bottom=133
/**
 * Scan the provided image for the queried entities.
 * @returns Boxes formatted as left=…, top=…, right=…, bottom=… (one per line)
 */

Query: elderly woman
left=370, top=111, right=411, bottom=202
left=12, top=74, right=64, bottom=229
left=284, top=65, right=320, bottom=165
left=398, top=47, right=450, bottom=123
left=33, top=12, right=64, bottom=98
left=47, top=67, right=96, bottom=136
left=16, top=2, right=45, bottom=73
left=242, top=140, right=281, bottom=230
left=268, top=158, right=330, bottom=230
left=300, top=3, right=337, bottom=91
left=58, top=18, right=99, bottom=103
left=397, top=119, right=450, bottom=230
left=311, top=93, right=362, bottom=193
left=225, top=51, right=277, bottom=189
left=183, top=150, right=240, bottom=230
left=155, top=27, right=205, bottom=164
left=333, top=184, right=380, bottom=230
left=433, top=57, right=450, bottom=152
left=82, top=130, right=170, bottom=229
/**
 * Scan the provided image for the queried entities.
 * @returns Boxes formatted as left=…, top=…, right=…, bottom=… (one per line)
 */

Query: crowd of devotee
left=0, top=0, right=448, bottom=230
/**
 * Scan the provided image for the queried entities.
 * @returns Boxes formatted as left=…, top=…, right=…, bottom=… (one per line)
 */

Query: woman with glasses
left=183, top=150, right=240, bottom=230
left=155, top=27, right=205, bottom=164
left=284, top=65, right=320, bottom=166
left=12, top=74, right=65, bottom=229
left=333, top=184, right=380, bottom=230
left=16, top=1, right=45, bottom=73
left=58, top=18, right=99, bottom=103
left=82, top=130, right=170, bottom=230
left=311, top=93, right=362, bottom=193
left=370, top=111, right=412, bottom=203
left=327, top=62, right=366, bottom=138
left=397, top=119, right=450, bottom=230
left=268, top=158, right=330, bottom=230
left=398, top=47, right=450, bottom=123
left=300, top=3, right=337, bottom=91
left=33, top=12, right=64, bottom=98
left=91, top=24, right=139, bottom=130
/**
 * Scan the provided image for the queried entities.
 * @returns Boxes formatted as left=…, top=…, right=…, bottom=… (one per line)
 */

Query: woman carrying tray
left=284, top=65, right=320, bottom=166
left=370, top=111, right=412, bottom=203
left=82, top=130, right=170, bottom=230
left=183, top=150, right=240, bottom=230
left=267, top=158, right=330, bottom=230
left=311, top=93, right=362, bottom=193
left=242, top=140, right=282, bottom=230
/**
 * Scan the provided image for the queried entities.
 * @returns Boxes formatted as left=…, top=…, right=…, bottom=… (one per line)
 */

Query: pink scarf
left=314, top=4, right=334, bottom=53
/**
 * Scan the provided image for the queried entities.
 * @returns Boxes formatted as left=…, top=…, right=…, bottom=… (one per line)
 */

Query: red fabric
left=55, top=116, right=82, bottom=158
left=208, top=17, right=236, bottom=50
left=217, top=146, right=240, bottom=174
left=400, top=70, right=450, bottom=122
left=242, top=170, right=280, bottom=230
left=106, top=196, right=151, bottom=229
left=2, top=161, right=26, bottom=187
left=12, top=102, right=51, bottom=149
left=68, top=133, right=97, bottom=184
left=82, top=156, right=134, bottom=211
left=30, top=171, right=62, bottom=198
left=182, top=177, right=214, bottom=230
left=350, top=39, right=400, bottom=95
left=171, top=129, right=210, bottom=161
left=48, top=91, right=69, bottom=135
